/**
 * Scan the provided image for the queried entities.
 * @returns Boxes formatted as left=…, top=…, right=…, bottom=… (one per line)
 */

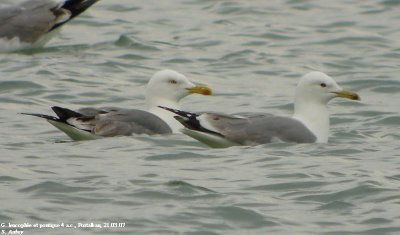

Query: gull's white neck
left=292, top=100, right=330, bottom=143
left=146, top=98, right=182, bottom=133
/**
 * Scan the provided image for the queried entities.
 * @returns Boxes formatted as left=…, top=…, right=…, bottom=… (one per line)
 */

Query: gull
left=23, top=69, right=212, bottom=140
left=0, top=0, right=99, bottom=51
left=160, top=71, right=360, bottom=148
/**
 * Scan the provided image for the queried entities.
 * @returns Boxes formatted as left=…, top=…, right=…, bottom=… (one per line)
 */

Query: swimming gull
left=22, top=69, right=212, bottom=140
left=0, top=0, right=99, bottom=51
left=160, top=71, right=360, bottom=148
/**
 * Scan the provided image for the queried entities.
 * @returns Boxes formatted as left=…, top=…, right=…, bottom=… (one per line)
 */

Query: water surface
left=1, top=0, right=400, bottom=234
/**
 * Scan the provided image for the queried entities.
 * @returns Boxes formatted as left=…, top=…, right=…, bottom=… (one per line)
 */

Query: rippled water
left=1, top=0, right=400, bottom=234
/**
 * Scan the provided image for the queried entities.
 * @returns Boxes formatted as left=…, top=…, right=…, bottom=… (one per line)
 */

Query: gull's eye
left=320, top=83, right=327, bottom=88
left=169, top=80, right=177, bottom=84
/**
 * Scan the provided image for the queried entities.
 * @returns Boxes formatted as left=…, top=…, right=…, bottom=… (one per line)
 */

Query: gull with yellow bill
left=23, top=70, right=212, bottom=140
left=160, top=71, right=360, bottom=148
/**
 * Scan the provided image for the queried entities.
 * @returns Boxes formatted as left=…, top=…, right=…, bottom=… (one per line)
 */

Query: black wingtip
left=173, top=115, right=191, bottom=128
left=158, top=106, right=223, bottom=137
left=62, top=0, right=100, bottom=17
left=51, top=106, right=83, bottom=121
left=20, top=106, right=82, bottom=122
left=158, top=106, right=198, bottom=119
left=20, top=112, right=59, bottom=121
left=50, top=0, right=100, bottom=31
left=158, top=106, right=199, bottom=128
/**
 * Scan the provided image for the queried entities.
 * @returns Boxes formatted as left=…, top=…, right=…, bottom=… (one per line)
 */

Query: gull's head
left=146, top=69, right=212, bottom=104
left=293, top=71, right=359, bottom=143
left=296, top=71, right=360, bottom=105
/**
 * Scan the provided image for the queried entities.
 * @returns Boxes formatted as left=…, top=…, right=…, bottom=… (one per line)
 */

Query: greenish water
left=1, top=0, right=400, bottom=234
